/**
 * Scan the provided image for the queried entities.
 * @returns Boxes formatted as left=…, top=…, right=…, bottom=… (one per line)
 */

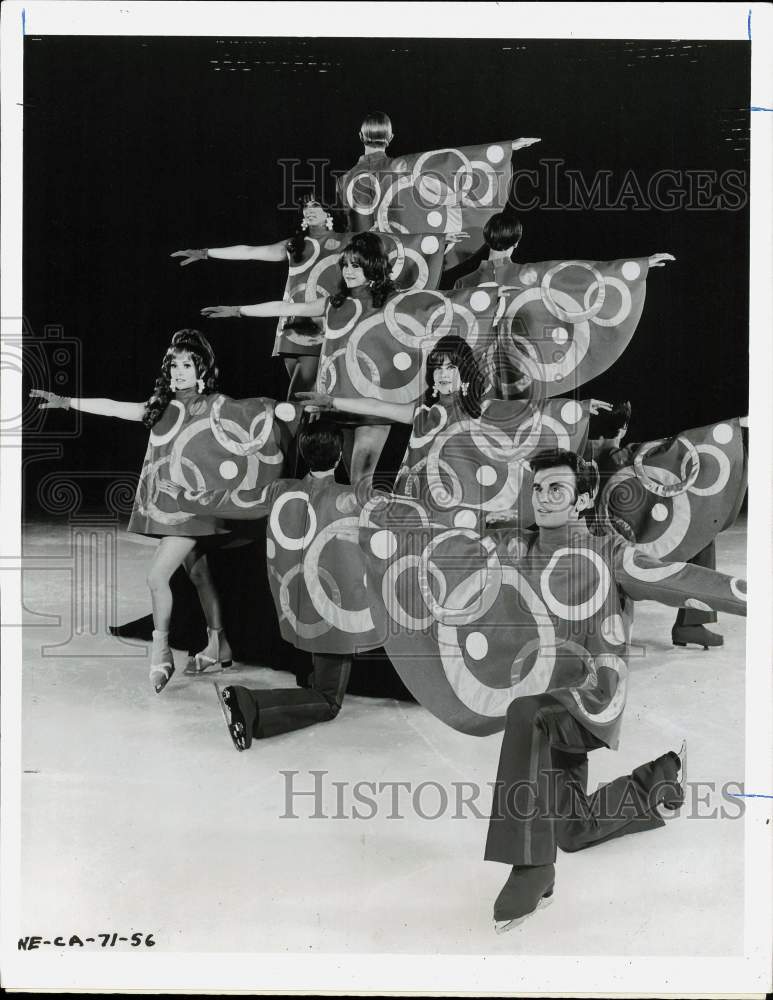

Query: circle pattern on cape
left=540, top=547, right=611, bottom=622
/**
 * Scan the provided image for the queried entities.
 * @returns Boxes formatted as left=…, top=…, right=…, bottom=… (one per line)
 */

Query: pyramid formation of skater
left=31, top=111, right=748, bottom=931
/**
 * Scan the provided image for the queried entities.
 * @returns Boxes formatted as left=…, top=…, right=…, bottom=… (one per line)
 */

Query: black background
left=22, top=35, right=750, bottom=513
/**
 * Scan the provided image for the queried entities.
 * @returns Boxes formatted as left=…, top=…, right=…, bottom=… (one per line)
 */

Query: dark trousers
left=674, top=542, right=718, bottom=627
left=485, top=694, right=668, bottom=867
left=245, top=652, right=352, bottom=740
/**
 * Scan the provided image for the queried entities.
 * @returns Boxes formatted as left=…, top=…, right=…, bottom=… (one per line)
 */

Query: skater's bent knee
left=556, top=828, right=590, bottom=853
left=146, top=569, right=169, bottom=593
left=505, top=696, right=543, bottom=725
left=186, top=561, right=210, bottom=587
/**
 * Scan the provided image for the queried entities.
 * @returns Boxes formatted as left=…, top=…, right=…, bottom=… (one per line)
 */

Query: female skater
left=30, top=329, right=234, bottom=694
left=296, top=332, right=609, bottom=526
left=171, top=196, right=346, bottom=396
left=201, top=231, right=396, bottom=496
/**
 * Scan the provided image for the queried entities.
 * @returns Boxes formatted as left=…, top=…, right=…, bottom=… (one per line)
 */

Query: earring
left=432, top=387, right=439, bottom=399
left=325, top=213, right=334, bottom=231
left=196, top=377, right=205, bottom=394
left=300, top=218, right=309, bottom=231
left=461, top=382, right=469, bottom=397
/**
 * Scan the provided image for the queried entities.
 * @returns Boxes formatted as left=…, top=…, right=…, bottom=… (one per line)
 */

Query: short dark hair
left=360, top=111, right=393, bottom=148
left=589, top=400, right=631, bottom=439
left=297, top=422, right=343, bottom=472
left=529, top=448, right=594, bottom=500
left=483, top=213, right=523, bottom=252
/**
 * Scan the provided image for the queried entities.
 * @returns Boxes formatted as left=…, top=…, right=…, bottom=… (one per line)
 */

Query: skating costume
left=487, top=257, right=651, bottom=399
left=315, top=286, right=503, bottom=415
left=586, top=417, right=748, bottom=646
left=273, top=231, right=445, bottom=358
left=338, top=140, right=516, bottom=266
left=177, top=472, right=386, bottom=738
left=588, top=417, right=747, bottom=563
left=359, top=505, right=747, bottom=737
left=394, top=395, right=592, bottom=528
left=483, top=522, right=746, bottom=868
left=127, top=388, right=298, bottom=538
left=273, top=230, right=349, bottom=359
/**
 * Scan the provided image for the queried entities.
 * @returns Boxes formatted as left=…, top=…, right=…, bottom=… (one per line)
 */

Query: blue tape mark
left=747, top=8, right=751, bottom=41
left=735, top=793, right=773, bottom=799
left=750, top=106, right=773, bottom=112
left=21, top=8, right=25, bottom=36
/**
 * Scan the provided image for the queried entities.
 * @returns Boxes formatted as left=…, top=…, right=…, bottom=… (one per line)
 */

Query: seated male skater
left=485, top=448, right=747, bottom=931
left=162, top=421, right=386, bottom=749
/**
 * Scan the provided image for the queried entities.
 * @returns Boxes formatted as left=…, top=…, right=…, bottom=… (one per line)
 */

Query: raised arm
left=648, top=252, right=676, bottom=268
left=295, top=391, right=414, bottom=425
left=171, top=241, right=288, bottom=266
left=511, top=137, right=541, bottom=151
left=29, top=389, right=145, bottom=422
left=201, top=298, right=327, bottom=321
left=582, top=399, right=613, bottom=415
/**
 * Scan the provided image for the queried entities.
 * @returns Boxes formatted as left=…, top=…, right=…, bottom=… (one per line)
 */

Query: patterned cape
left=338, top=141, right=515, bottom=266
left=586, top=417, right=748, bottom=562
left=274, top=231, right=446, bottom=357
left=315, top=286, right=503, bottom=407
left=394, top=396, right=592, bottom=529
left=476, top=257, right=652, bottom=398
left=177, top=473, right=387, bottom=655
left=128, top=390, right=299, bottom=538
left=358, top=505, right=747, bottom=740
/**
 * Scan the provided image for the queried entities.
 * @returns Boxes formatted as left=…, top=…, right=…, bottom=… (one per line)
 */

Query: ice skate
left=214, top=682, right=256, bottom=752
left=149, top=629, right=175, bottom=694
left=672, top=624, right=723, bottom=649
left=493, top=863, right=555, bottom=934
left=185, top=627, right=233, bottom=675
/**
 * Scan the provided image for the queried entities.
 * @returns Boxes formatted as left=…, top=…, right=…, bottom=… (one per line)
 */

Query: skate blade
left=213, top=682, right=243, bottom=752
left=677, top=739, right=687, bottom=780
left=494, top=892, right=553, bottom=934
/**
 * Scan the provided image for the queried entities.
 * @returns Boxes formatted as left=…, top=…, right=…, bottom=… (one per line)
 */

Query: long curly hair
left=423, top=334, right=484, bottom=419
left=285, top=194, right=346, bottom=265
left=142, top=329, right=219, bottom=429
left=330, top=232, right=394, bottom=309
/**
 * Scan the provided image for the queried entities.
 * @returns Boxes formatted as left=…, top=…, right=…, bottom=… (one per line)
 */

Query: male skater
left=163, top=421, right=385, bottom=748
left=485, top=448, right=747, bottom=930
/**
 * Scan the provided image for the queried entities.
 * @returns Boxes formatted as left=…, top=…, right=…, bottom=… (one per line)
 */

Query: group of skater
left=31, top=112, right=748, bottom=931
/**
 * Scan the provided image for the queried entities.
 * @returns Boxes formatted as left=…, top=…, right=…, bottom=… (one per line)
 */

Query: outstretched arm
left=29, top=389, right=145, bottom=422
left=158, top=479, right=276, bottom=520
left=614, top=542, right=746, bottom=617
left=171, top=242, right=288, bottom=266
left=582, top=399, right=612, bottom=415
left=201, top=298, right=327, bottom=320
left=296, top=391, right=415, bottom=425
